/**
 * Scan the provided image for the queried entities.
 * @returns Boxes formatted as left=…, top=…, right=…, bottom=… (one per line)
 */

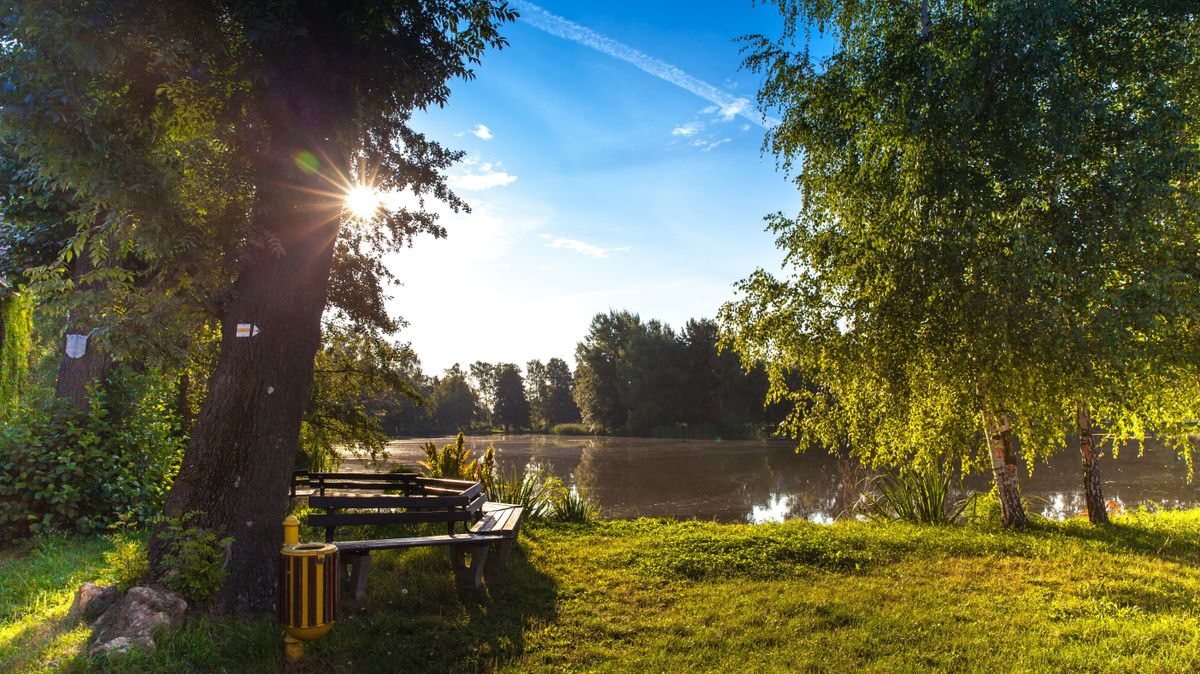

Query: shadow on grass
left=75, top=540, right=558, bottom=674
left=1031, top=516, right=1200, bottom=566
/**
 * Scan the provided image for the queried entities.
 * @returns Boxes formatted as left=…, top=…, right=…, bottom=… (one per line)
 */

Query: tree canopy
left=721, top=0, right=1200, bottom=524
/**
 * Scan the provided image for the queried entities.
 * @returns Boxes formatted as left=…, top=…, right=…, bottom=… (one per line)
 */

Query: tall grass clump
left=549, top=423, right=592, bottom=436
left=487, top=464, right=558, bottom=520
left=861, top=462, right=972, bottom=524
left=551, top=486, right=600, bottom=523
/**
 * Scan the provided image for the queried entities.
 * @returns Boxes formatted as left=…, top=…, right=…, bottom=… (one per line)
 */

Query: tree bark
left=1076, top=400, right=1109, bottom=524
left=983, top=410, right=1028, bottom=528
left=55, top=248, right=115, bottom=409
left=153, top=58, right=350, bottom=612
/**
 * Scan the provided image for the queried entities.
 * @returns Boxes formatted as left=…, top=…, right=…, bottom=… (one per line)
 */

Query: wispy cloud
left=449, top=158, right=517, bottom=191
left=471, top=124, right=493, bottom=140
left=512, top=0, right=776, bottom=129
left=451, top=171, right=517, bottom=191
left=672, top=121, right=702, bottom=137
left=539, top=233, right=630, bottom=259
left=694, top=137, right=731, bottom=152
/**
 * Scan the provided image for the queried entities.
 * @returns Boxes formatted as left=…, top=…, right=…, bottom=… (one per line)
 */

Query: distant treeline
left=371, top=310, right=786, bottom=439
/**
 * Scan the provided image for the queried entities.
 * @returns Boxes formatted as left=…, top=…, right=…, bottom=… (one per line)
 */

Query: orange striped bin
left=278, top=516, right=338, bottom=662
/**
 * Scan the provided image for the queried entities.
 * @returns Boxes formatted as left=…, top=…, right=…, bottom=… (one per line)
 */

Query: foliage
left=427, top=364, right=480, bottom=433
left=721, top=0, right=1200, bottom=476
left=0, top=291, right=32, bottom=409
left=0, top=371, right=185, bottom=542
left=155, top=512, right=233, bottom=604
left=104, top=533, right=150, bottom=593
left=419, top=432, right=491, bottom=481
left=575, top=311, right=778, bottom=436
left=550, top=423, right=593, bottom=436
left=301, top=321, right=423, bottom=471
left=860, top=463, right=972, bottom=525
left=492, top=363, right=531, bottom=431
left=526, top=358, right=581, bottom=430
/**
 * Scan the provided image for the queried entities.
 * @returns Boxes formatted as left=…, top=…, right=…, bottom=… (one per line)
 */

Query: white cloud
left=543, top=236, right=630, bottom=259
left=694, top=137, right=731, bottom=152
left=671, top=121, right=703, bottom=137
left=450, top=171, right=518, bottom=191
left=448, top=156, right=516, bottom=191
left=512, top=0, right=778, bottom=129
left=471, top=124, right=493, bottom=140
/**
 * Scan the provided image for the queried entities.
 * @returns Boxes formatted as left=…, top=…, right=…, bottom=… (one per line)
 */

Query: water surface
left=364, top=435, right=1199, bottom=523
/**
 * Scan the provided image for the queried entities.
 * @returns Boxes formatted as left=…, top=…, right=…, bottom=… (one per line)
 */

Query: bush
left=419, top=432, right=493, bottom=480
left=106, top=532, right=150, bottom=592
left=0, top=370, right=185, bottom=542
left=156, top=511, right=233, bottom=604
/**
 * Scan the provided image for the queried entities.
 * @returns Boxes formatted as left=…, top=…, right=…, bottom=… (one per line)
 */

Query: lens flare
left=345, top=186, right=381, bottom=220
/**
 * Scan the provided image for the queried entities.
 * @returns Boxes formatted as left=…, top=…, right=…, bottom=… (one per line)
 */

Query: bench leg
left=340, top=552, right=372, bottom=604
left=451, top=544, right=489, bottom=589
left=493, top=539, right=514, bottom=570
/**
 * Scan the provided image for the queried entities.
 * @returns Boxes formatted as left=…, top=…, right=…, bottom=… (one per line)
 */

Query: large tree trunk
left=982, top=410, right=1028, bottom=528
left=55, top=249, right=115, bottom=409
left=153, top=59, right=350, bottom=612
left=1076, top=400, right=1109, bottom=524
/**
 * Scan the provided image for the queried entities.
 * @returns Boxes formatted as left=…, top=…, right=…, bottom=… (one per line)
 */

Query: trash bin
left=278, top=516, right=338, bottom=647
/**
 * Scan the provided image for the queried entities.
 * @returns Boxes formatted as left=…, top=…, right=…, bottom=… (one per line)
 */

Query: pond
left=364, top=435, right=1200, bottom=523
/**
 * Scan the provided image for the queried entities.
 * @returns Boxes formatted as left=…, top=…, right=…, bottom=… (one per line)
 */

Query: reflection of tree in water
left=381, top=434, right=1200, bottom=522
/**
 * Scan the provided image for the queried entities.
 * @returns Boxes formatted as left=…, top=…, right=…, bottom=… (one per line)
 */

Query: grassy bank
left=4, top=511, right=1200, bottom=673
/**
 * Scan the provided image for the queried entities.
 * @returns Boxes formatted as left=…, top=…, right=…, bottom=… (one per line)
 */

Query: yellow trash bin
left=278, top=516, right=338, bottom=659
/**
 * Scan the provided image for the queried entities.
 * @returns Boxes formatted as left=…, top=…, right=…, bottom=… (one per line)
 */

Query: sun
left=345, top=185, right=381, bottom=220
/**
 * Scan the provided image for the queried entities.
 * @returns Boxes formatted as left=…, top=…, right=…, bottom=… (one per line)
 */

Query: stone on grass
left=65, top=582, right=120, bottom=626
left=89, top=585, right=187, bottom=657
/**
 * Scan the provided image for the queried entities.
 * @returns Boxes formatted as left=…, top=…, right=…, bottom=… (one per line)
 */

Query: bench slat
left=470, top=505, right=523, bottom=537
left=336, top=533, right=501, bottom=553
left=310, top=493, right=479, bottom=510
left=309, top=510, right=478, bottom=528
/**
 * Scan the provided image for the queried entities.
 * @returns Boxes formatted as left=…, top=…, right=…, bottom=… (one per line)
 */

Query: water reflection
left=370, top=435, right=1200, bottom=524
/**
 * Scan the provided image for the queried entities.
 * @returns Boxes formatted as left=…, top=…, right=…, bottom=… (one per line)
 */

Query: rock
left=89, top=585, right=188, bottom=657
left=64, top=582, right=120, bottom=626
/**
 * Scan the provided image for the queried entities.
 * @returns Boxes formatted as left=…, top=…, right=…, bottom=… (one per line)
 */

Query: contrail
left=510, top=0, right=776, bottom=129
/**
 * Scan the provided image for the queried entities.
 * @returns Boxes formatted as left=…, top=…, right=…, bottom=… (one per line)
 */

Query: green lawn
left=4, top=510, right=1200, bottom=673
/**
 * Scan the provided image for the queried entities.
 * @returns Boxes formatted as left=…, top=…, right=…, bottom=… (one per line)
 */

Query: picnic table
left=291, top=471, right=525, bottom=599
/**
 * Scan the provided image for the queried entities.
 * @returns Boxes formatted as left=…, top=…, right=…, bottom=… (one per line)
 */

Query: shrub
left=106, top=533, right=150, bottom=592
left=0, top=370, right=185, bottom=542
left=419, top=432, right=492, bottom=480
left=156, top=511, right=233, bottom=604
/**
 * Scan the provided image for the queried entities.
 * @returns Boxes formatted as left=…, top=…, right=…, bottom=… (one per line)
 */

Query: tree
left=527, top=357, right=580, bottom=430
left=1, top=1, right=515, bottom=611
left=428, top=364, right=479, bottom=433
left=469, top=361, right=499, bottom=426
left=722, top=0, right=1200, bottom=527
left=301, top=321, right=422, bottom=471
left=574, top=310, right=643, bottom=432
left=492, top=363, right=530, bottom=432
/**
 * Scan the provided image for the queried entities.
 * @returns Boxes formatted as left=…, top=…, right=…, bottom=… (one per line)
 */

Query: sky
left=382, top=0, right=816, bottom=376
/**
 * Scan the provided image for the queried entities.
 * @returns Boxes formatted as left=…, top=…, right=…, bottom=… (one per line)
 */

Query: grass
left=4, top=510, right=1200, bottom=672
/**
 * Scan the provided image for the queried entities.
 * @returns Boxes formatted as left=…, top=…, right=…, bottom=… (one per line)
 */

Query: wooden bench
left=293, top=471, right=524, bottom=600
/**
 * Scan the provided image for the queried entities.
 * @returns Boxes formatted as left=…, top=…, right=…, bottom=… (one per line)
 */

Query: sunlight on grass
left=4, top=511, right=1200, bottom=672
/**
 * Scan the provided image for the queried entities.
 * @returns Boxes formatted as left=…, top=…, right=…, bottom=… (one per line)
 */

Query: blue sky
left=383, top=0, right=815, bottom=375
